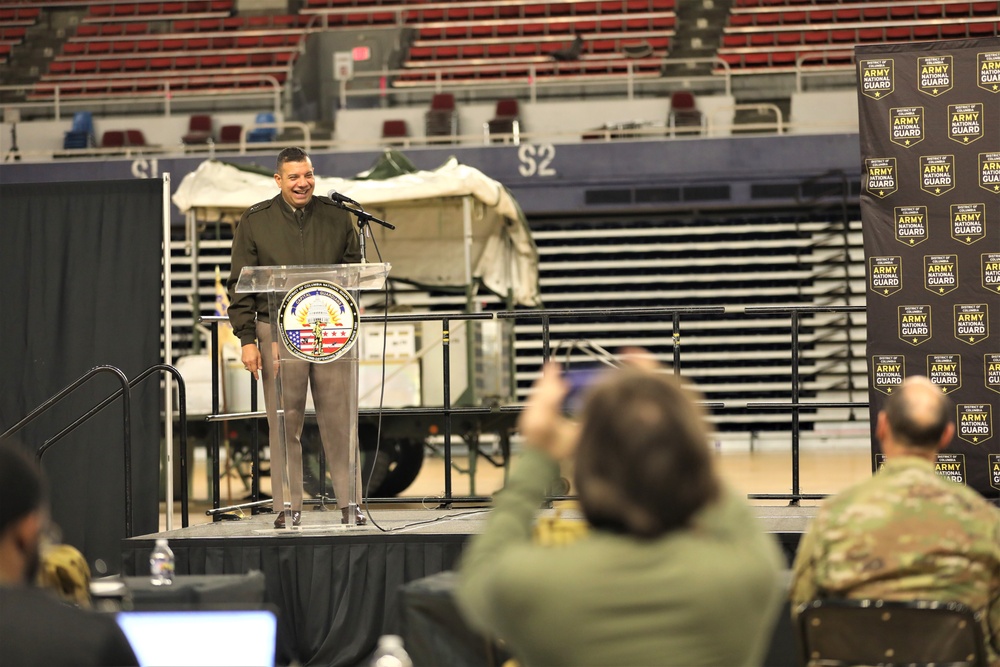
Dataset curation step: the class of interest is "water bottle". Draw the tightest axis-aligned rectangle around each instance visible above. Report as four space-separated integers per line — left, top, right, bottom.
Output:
370 635 412 667
149 538 175 586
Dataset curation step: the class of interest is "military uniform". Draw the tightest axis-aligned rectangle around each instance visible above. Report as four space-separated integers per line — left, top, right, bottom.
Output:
790 456 1000 664
226 194 362 515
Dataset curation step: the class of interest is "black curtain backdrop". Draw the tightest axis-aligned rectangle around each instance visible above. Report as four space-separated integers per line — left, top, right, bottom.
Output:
857 38 1000 499
0 179 163 573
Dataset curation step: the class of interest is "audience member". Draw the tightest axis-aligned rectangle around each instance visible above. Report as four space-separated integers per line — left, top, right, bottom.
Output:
790 376 1000 664
37 543 93 609
0 442 138 666
456 360 785 666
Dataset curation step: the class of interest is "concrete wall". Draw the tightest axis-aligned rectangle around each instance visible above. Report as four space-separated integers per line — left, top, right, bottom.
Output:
334 95 738 150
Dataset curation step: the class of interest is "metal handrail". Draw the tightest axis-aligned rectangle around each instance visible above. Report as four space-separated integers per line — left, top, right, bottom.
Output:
1 73 284 121
744 305 868 504
0 365 134 536
198 302 871 509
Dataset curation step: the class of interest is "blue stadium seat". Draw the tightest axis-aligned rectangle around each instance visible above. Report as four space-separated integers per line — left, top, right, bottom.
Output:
246 112 277 142
63 111 95 149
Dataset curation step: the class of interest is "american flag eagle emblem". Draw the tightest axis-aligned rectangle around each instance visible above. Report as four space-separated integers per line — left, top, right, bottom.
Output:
278 280 359 363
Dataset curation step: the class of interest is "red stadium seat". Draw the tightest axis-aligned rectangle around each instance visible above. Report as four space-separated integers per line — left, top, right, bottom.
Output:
890 6 915 20
968 21 996 36
125 130 150 146
941 23 968 38
771 51 796 66
101 130 126 148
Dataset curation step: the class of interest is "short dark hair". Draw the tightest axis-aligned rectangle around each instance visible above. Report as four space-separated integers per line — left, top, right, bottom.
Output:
0 442 44 535
276 146 310 172
883 379 952 449
573 370 720 538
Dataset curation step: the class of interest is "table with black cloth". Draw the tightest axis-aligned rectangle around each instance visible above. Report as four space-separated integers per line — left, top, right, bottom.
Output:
92 571 268 609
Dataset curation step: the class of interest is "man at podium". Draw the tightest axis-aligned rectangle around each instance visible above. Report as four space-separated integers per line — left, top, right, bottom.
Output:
226 147 367 527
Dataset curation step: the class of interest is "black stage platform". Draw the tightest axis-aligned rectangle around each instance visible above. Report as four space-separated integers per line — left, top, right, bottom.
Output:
121 506 813 666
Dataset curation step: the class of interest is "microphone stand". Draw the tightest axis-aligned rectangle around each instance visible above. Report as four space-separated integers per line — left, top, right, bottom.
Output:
329 200 395 264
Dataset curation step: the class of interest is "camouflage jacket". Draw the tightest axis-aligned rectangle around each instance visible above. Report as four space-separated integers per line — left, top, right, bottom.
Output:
790 456 1000 664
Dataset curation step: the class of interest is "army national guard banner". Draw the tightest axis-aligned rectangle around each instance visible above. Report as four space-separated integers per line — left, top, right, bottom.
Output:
857 37 1000 499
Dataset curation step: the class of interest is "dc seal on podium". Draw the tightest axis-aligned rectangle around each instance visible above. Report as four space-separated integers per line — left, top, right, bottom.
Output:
278 280 359 363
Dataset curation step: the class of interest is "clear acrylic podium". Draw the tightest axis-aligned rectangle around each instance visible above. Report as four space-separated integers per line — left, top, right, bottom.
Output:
235 263 390 530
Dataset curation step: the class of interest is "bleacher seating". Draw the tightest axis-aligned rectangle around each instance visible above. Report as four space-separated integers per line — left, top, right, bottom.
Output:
83 1 234 23
0 5 39 64
299 0 676 86
26 0 679 98
719 0 1000 72
31 2 303 100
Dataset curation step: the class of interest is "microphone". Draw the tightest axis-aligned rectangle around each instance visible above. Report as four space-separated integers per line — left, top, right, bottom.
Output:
327 190 361 207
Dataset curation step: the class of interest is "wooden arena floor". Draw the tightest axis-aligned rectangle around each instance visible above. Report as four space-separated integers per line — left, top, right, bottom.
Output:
161 444 874 531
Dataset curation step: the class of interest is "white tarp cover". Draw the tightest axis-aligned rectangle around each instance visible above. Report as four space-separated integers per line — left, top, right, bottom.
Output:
172 157 540 306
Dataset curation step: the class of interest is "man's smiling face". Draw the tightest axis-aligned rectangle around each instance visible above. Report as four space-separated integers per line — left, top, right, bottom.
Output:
275 157 315 209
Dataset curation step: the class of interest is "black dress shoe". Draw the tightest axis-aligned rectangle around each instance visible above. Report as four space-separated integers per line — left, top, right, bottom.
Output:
341 507 367 526
273 511 302 529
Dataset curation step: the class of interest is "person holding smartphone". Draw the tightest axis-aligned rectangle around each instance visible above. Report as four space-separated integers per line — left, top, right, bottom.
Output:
456 354 785 666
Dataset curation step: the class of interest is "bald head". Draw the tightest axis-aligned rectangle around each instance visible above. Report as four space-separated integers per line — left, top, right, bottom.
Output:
880 376 953 453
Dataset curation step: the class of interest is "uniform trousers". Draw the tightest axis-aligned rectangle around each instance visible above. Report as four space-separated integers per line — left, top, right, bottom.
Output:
257 321 362 512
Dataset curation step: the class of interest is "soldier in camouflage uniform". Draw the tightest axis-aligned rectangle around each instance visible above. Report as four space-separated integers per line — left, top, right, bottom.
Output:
790 376 1000 664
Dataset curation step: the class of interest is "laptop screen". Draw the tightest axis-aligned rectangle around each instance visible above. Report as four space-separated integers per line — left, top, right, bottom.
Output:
116 609 277 667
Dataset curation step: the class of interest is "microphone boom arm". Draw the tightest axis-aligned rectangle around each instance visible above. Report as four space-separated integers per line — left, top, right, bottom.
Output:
327 199 394 264
328 199 396 230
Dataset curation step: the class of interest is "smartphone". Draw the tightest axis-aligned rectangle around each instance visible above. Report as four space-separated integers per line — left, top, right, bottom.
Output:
561 363 605 416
